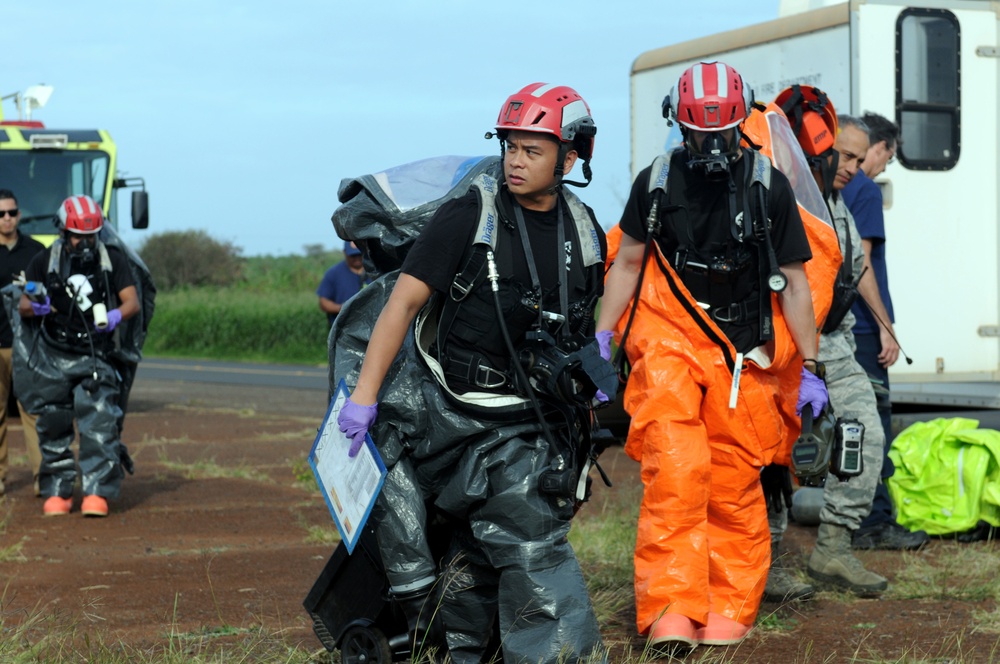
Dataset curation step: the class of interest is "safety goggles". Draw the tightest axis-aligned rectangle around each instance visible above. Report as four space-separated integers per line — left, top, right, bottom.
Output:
0 209 18 218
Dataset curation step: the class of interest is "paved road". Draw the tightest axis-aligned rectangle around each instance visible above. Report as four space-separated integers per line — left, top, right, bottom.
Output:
129 358 330 419
136 357 327 390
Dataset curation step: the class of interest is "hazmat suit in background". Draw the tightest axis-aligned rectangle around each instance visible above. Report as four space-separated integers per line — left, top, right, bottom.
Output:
12 195 153 518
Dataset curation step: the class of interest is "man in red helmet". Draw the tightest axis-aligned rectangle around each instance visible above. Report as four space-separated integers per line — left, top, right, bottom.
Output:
596 62 826 654
336 84 610 662
17 195 139 518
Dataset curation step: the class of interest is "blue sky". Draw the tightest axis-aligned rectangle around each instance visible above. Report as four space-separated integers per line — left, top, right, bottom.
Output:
4 1 780 257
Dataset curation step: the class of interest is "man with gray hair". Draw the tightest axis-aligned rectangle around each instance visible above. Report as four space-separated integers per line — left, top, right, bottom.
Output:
841 111 929 551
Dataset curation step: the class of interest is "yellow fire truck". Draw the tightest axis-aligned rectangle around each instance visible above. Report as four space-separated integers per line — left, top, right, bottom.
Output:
0 84 149 243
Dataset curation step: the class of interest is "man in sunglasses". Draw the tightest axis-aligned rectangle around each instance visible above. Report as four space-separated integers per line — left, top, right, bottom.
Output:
0 189 44 498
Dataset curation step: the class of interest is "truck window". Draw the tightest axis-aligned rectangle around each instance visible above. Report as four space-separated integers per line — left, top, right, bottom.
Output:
0 151 110 235
895 8 960 170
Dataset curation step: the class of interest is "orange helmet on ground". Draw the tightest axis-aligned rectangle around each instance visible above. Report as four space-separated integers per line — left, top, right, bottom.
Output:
58 195 104 234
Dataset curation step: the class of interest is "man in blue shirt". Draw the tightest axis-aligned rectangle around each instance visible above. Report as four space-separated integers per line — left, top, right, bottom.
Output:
317 241 368 326
841 112 928 551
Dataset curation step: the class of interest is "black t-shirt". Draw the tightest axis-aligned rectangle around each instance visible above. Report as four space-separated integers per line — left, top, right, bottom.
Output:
619 149 812 352
25 242 136 338
402 188 607 389
0 233 46 347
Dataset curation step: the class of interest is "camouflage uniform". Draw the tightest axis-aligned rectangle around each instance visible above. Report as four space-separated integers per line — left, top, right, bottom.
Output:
815 196 884 528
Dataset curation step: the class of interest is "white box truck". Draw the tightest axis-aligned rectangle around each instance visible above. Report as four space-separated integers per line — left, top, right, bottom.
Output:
629 0 1000 408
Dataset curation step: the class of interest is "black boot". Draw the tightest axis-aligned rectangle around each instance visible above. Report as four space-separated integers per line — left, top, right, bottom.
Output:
392 586 440 650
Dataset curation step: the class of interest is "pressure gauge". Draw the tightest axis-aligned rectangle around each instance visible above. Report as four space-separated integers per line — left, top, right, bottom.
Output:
767 270 787 293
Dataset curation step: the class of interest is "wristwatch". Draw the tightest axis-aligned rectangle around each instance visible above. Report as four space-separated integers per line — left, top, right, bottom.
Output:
803 358 826 380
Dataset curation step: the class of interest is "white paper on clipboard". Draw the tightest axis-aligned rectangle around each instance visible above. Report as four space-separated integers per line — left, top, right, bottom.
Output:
308 378 387 554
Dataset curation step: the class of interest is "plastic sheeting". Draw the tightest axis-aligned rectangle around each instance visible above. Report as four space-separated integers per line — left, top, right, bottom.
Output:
889 418 1000 536
332 155 499 278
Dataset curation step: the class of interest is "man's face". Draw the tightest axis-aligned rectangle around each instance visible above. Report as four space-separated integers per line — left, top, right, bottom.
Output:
862 139 895 179
0 198 20 240
503 130 575 211
832 125 870 190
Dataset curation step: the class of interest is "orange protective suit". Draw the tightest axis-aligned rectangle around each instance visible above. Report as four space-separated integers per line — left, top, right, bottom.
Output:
611 104 840 633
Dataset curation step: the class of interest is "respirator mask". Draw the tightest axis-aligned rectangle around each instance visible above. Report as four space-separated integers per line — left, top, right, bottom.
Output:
68 235 98 265
519 330 618 406
686 129 738 180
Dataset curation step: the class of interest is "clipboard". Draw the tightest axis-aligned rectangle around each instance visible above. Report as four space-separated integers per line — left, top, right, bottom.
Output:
308 378 387 554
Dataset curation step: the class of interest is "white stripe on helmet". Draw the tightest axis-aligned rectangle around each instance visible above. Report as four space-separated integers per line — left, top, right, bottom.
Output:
716 62 729 99
693 65 705 100
561 99 590 127
531 83 558 97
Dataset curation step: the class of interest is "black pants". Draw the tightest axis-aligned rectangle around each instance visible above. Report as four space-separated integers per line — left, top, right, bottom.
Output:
854 331 895 528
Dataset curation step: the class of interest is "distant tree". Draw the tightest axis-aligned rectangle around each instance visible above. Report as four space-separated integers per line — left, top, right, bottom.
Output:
138 230 243 290
303 243 328 259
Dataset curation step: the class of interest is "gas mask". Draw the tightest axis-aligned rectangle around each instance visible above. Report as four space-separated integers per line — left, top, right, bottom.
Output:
68 235 98 266
686 130 737 180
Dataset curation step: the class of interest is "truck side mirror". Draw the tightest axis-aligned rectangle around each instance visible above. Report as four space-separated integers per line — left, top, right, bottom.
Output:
131 190 149 229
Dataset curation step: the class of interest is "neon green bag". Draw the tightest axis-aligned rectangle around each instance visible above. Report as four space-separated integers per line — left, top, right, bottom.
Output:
888 418 1000 536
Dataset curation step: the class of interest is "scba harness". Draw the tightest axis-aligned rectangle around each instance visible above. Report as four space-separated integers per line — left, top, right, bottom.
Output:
40 239 116 353
647 147 784 343
419 173 609 408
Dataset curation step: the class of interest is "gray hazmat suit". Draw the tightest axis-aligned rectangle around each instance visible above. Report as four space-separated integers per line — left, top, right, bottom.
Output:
329 156 607 663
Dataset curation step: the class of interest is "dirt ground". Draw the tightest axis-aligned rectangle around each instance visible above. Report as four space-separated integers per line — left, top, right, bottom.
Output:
2 377 1000 663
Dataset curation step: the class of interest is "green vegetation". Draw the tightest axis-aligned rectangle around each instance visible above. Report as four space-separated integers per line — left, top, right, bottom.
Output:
136 232 344 365
143 289 329 364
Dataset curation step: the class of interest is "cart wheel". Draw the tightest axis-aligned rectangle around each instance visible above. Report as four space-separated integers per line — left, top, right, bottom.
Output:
340 625 393 664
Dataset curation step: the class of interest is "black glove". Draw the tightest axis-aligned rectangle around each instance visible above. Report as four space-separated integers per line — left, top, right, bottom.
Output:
761 463 793 513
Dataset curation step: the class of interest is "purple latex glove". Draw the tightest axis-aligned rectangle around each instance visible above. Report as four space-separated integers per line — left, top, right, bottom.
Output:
796 366 829 418
596 330 613 362
594 330 615 403
96 308 123 333
31 296 51 317
337 397 378 457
